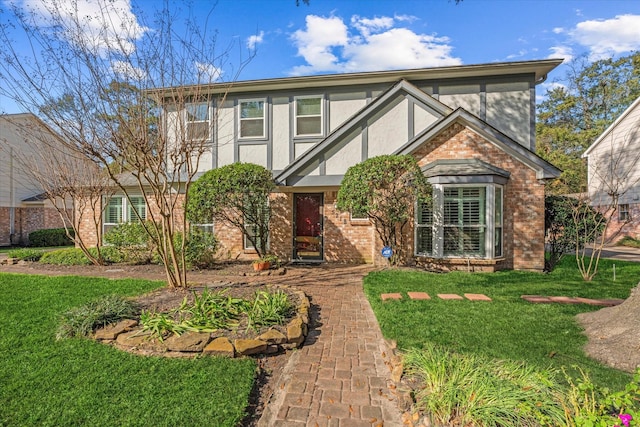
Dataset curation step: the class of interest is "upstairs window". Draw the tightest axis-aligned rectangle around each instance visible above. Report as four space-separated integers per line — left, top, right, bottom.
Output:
295 96 323 137
185 102 210 141
239 99 265 138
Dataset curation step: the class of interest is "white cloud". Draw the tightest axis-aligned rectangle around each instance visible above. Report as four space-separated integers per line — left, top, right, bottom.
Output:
568 14 640 59
195 62 223 82
289 14 461 75
552 27 565 35
547 45 574 62
247 31 264 50
111 60 146 80
17 0 148 56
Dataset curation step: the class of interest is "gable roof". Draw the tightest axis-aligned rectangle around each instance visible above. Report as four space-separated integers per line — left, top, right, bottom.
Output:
582 96 640 158
274 79 452 185
397 108 561 180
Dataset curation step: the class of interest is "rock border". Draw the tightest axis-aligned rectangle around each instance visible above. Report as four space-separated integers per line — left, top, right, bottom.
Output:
93 285 310 358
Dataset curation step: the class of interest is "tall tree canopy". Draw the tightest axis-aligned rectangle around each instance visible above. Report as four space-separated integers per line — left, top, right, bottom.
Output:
537 52 640 195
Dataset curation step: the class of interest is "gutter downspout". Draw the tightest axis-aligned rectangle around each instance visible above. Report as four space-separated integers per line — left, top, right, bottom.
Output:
9 146 15 244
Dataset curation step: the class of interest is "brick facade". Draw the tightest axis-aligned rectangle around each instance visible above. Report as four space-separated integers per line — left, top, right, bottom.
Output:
76 124 547 271
603 203 640 243
0 205 66 246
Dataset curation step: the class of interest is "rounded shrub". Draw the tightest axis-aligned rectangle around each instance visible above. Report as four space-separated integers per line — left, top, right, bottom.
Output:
28 228 74 247
103 221 155 264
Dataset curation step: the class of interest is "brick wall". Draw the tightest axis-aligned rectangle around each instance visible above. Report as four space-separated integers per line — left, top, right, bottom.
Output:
602 202 640 243
0 205 67 246
411 123 547 271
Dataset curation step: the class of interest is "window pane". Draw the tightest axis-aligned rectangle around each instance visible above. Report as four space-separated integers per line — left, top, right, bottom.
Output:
418 201 432 225
240 119 264 137
105 198 123 224
416 226 432 254
241 101 264 119
442 187 485 257
297 117 321 135
296 98 321 115
128 197 146 222
187 122 209 140
186 103 208 122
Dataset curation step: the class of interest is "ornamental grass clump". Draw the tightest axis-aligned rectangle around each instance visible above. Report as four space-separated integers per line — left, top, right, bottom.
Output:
403 344 565 426
56 295 139 340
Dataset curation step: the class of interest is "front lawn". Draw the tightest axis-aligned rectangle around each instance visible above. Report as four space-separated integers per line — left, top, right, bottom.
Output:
364 256 640 390
0 273 256 427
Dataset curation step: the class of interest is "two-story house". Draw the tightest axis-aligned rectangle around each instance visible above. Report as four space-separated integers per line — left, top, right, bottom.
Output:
583 96 640 242
0 114 68 245
80 59 562 271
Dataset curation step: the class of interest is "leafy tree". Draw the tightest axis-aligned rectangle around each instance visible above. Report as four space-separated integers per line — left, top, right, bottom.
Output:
336 155 431 266
537 53 640 194
187 163 275 259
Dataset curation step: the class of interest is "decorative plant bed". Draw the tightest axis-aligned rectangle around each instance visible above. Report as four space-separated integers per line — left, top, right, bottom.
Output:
92 283 310 358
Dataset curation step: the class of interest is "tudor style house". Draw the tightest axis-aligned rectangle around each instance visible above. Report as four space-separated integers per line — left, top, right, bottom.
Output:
81 59 562 271
583 96 640 242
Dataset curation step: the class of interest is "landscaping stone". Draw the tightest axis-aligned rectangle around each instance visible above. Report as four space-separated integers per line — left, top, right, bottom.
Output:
286 317 305 347
407 292 430 300
116 329 157 347
437 293 464 300
165 331 211 352
203 337 235 357
257 329 287 345
381 293 402 301
95 319 138 340
464 293 492 301
234 339 268 356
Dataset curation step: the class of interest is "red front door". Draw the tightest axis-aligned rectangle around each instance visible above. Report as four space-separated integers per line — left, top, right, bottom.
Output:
293 193 323 261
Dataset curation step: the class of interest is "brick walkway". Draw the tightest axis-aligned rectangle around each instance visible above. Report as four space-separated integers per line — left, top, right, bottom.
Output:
258 265 403 426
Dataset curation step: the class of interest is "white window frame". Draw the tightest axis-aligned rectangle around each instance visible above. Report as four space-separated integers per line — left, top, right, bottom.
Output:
239 98 266 139
294 95 323 137
619 204 630 221
185 102 210 141
103 195 147 237
415 184 503 259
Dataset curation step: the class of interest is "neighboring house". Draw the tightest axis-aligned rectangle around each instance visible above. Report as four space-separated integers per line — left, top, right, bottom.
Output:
79 59 562 271
0 114 67 245
583 96 640 242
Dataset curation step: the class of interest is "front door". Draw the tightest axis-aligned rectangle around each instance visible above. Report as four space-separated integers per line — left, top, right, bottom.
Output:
293 193 323 261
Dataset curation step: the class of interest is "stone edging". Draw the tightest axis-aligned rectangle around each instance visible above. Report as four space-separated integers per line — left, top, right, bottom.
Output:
93 286 310 358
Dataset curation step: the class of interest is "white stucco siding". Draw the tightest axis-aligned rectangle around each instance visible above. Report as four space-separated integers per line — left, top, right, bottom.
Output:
239 144 268 168
486 82 531 148
325 132 362 175
216 100 236 167
413 103 439 136
329 92 367 132
367 97 408 157
294 142 316 159
439 84 481 115
272 97 290 170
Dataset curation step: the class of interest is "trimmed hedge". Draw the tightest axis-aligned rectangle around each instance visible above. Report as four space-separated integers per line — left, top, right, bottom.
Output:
29 228 74 247
40 247 124 265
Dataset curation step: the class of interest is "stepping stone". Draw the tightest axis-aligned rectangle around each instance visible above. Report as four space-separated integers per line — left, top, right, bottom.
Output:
464 293 492 302
548 296 581 304
381 293 402 301
437 293 464 300
407 292 430 300
521 295 552 303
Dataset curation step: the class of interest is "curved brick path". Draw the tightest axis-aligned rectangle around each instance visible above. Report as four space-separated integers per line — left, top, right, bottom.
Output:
257 264 403 426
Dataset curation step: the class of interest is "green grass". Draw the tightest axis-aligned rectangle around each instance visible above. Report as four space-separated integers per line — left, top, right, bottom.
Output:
364 256 640 390
0 273 256 427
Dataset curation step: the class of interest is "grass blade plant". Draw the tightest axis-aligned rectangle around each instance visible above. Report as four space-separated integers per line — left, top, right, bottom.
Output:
246 290 294 330
56 294 139 339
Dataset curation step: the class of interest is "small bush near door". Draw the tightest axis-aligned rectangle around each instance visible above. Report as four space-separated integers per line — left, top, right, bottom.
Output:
29 228 74 247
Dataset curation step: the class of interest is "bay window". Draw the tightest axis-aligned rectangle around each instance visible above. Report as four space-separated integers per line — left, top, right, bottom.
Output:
416 184 503 259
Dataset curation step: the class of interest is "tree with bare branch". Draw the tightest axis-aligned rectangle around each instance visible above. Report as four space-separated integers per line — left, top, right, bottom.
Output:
0 1 252 288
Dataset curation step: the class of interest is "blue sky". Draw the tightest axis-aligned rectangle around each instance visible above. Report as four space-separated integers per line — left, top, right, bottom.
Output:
2 0 640 113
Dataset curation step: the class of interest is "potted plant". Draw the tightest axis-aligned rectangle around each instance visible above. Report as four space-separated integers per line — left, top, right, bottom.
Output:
252 254 279 271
